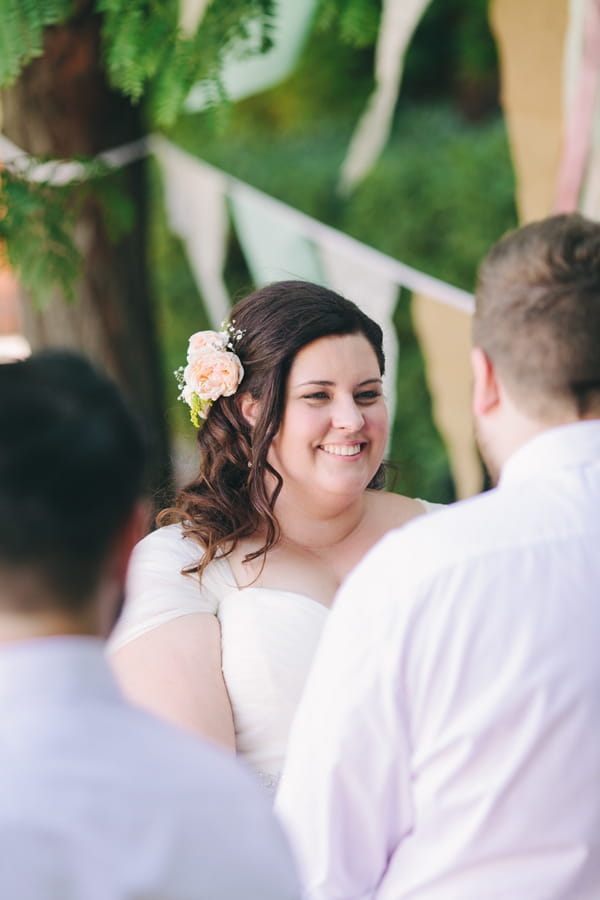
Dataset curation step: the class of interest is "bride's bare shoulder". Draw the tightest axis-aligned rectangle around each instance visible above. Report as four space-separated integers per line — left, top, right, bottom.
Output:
365 490 432 529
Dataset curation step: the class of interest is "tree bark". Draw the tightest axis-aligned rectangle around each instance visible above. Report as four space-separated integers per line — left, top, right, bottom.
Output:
1 4 172 506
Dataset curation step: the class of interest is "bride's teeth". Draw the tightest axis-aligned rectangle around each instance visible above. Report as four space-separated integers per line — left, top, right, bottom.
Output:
321 444 362 456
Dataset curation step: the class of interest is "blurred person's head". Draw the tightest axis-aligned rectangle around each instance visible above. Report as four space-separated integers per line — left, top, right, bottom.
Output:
0 350 147 638
471 213 600 482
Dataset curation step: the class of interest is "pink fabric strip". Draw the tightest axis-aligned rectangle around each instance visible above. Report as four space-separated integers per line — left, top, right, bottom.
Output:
554 0 600 212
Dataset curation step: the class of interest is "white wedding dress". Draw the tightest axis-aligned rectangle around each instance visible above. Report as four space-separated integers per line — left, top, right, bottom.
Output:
109 504 438 793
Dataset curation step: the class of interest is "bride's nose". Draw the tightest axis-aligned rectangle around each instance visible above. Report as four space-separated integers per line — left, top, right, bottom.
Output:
331 397 365 431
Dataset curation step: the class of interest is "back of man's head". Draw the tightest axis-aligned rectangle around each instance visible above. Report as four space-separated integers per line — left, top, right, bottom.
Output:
0 350 146 616
474 213 600 421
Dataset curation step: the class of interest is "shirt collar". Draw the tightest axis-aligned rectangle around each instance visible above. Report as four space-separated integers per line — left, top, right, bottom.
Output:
0 635 122 707
500 419 600 490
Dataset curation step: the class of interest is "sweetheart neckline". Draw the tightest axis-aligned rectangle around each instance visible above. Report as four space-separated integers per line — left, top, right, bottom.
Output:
220 557 330 613
222 585 330 613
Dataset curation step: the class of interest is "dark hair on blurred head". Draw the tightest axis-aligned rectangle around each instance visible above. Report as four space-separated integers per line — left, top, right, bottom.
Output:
474 213 600 419
0 350 146 611
160 280 386 576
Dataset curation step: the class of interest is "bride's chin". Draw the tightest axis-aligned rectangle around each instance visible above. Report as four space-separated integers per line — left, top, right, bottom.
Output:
317 472 375 498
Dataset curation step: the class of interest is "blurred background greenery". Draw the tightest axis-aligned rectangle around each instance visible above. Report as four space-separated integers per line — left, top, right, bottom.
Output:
151 0 518 502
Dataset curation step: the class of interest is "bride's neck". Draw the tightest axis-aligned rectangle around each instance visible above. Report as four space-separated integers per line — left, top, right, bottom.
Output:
273 487 367 552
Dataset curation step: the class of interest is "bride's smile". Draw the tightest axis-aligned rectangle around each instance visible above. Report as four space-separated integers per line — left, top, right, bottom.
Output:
318 442 365 456
267 332 388 503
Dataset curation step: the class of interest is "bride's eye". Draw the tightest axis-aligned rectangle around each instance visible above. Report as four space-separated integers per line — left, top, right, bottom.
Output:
355 390 382 404
303 391 329 401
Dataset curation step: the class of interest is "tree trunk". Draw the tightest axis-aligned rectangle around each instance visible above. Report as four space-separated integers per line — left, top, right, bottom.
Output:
1 4 172 506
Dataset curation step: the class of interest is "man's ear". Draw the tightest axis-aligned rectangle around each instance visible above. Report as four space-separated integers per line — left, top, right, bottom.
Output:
471 347 500 417
112 500 152 587
238 392 260 428
99 499 151 638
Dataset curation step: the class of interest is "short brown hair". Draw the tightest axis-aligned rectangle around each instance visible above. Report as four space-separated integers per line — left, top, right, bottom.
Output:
473 213 600 418
0 351 146 611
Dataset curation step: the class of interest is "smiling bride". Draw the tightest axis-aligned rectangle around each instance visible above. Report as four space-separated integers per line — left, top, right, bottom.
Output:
108 280 439 793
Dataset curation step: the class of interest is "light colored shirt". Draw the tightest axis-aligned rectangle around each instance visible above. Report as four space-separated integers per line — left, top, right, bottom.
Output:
276 420 600 899
0 636 299 900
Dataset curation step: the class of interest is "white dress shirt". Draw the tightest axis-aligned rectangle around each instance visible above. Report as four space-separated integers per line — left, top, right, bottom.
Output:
0 636 299 899
276 421 600 899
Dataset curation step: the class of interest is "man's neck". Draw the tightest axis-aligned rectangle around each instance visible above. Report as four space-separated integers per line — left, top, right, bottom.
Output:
0 571 99 643
0 611 96 644
484 386 590 483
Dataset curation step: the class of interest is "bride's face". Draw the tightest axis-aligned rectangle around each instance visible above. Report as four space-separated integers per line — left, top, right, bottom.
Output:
268 333 388 502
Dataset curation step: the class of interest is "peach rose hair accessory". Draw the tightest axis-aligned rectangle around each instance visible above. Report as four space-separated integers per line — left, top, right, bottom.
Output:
175 321 245 427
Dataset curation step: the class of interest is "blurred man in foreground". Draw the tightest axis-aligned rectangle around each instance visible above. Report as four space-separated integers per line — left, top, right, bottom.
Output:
0 350 299 899
277 214 600 899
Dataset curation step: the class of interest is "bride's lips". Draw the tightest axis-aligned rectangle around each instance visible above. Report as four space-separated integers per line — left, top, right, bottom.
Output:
318 442 365 457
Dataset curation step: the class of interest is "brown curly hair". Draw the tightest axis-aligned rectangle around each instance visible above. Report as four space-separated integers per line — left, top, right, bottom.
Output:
159 280 386 577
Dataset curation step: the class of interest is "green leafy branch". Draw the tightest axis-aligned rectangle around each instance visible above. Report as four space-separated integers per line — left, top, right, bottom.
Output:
0 0 278 128
315 0 381 48
0 0 279 305
99 0 276 126
0 159 133 306
0 0 73 86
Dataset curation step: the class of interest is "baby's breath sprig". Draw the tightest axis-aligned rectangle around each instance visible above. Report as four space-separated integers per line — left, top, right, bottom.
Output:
220 318 246 349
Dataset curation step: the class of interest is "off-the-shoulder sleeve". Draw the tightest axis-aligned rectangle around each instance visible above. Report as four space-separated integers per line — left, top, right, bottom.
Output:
107 523 234 652
416 498 446 513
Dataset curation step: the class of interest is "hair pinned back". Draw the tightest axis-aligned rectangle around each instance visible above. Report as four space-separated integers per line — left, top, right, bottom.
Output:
159 280 387 577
